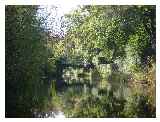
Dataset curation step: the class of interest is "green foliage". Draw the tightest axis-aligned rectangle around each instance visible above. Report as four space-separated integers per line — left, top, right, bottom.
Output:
64 5 155 67
123 93 155 117
5 6 54 117
5 5 156 118
49 5 156 118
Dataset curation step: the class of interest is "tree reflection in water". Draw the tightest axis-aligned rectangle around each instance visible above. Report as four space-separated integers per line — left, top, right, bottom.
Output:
33 65 155 118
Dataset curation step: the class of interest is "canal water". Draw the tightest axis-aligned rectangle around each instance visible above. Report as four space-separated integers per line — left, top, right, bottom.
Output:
33 66 146 118
34 110 65 118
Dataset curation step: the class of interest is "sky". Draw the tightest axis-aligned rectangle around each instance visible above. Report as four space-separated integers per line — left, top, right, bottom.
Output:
38 4 80 37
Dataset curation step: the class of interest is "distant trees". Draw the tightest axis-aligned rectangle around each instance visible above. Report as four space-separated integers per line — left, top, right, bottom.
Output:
63 5 156 68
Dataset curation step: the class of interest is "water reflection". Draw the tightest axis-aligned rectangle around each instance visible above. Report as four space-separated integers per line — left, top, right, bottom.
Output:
35 65 134 118
61 66 136 106
34 110 65 118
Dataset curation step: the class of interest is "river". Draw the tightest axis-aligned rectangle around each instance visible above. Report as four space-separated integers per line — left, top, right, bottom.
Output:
34 110 65 118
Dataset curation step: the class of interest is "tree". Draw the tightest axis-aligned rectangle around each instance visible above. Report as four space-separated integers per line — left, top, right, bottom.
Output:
5 5 53 117
64 5 155 68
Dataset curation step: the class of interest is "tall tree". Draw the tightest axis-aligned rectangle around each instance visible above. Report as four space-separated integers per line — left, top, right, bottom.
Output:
5 5 52 117
63 5 155 67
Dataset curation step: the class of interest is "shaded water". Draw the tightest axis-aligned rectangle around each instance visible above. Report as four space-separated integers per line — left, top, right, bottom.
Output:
34 66 135 118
